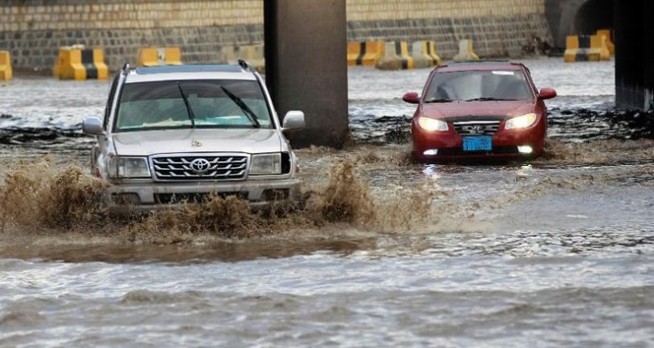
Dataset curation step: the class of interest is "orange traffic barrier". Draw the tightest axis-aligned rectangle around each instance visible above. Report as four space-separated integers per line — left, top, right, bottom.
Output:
564 35 610 62
137 47 182 66
53 45 109 80
0 50 12 81
596 29 614 55
347 41 384 67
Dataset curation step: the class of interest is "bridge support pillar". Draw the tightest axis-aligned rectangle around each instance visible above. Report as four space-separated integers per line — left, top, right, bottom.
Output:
264 0 348 148
615 0 654 110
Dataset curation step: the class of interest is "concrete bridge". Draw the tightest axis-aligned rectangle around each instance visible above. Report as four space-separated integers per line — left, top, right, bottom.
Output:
266 0 653 147
0 0 651 147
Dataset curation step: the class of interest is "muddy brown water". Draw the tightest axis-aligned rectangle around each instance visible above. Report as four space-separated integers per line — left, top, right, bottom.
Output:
0 58 652 347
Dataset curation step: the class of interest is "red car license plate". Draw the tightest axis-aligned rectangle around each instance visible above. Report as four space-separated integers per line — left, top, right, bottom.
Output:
463 136 492 151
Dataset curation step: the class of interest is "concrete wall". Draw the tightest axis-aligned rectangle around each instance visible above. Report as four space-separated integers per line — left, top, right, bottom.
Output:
0 0 551 72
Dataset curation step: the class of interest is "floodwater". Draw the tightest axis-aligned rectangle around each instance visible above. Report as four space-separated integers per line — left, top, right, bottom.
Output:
1 58 653 347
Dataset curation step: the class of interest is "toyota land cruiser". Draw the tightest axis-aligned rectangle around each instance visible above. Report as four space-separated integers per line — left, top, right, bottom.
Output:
82 61 305 215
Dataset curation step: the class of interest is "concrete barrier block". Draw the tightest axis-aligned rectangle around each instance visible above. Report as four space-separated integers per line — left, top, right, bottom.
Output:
564 35 609 62
90 48 109 79
0 50 12 81
137 47 183 67
595 29 614 55
347 41 362 66
54 45 108 80
452 40 479 62
411 41 442 69
588 35 611 61
564 35 584 62
54 46 85 80
359 41 384 67
375 41 415 70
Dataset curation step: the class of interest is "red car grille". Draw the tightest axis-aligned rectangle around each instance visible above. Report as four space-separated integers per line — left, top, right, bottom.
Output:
452 120 501 136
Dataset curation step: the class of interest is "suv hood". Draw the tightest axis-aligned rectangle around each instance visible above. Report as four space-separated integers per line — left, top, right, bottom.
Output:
422 100 535 119
112 128 283 156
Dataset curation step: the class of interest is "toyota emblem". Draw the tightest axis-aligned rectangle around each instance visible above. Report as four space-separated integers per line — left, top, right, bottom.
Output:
189 158 211 174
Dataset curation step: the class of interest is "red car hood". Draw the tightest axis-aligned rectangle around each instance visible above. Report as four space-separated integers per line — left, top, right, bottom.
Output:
421 100 536 119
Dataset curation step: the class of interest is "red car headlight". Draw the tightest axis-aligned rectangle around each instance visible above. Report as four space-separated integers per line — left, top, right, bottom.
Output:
505 113 537 130
417 117 449 132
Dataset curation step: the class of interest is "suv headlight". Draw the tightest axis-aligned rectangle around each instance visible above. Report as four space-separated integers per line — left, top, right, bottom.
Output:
250 153 282 175
417 117 449 132
107 156 151 179
505 113 537 130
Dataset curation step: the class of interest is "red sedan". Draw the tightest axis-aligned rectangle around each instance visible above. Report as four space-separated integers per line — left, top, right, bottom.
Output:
403 61 556 162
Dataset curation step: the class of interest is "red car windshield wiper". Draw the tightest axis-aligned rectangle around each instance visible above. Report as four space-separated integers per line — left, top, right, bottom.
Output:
424 98 453 103
465 97 514 101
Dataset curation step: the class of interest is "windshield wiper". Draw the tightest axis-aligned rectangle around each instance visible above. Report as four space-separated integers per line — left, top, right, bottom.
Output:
220 86 261 128
465 97 513 101
176 82 196 128
424 98 453 103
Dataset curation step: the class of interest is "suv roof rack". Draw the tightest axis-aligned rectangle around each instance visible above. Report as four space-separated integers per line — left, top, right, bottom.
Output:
132 64 243 75
121 63 130 76
238 60 254 72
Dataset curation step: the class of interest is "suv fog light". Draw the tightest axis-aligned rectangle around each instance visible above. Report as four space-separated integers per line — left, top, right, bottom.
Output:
423 149 439 156
517 145 533 154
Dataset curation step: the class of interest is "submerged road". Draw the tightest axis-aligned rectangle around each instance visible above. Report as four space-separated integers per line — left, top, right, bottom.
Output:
0 58 652 347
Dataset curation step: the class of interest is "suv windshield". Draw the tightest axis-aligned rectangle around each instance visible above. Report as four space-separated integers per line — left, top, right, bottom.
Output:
424 70 533 102
114 79 273 131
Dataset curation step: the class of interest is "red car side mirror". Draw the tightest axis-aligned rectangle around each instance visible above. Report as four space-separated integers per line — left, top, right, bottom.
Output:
538 88 557 100
402 92 420 104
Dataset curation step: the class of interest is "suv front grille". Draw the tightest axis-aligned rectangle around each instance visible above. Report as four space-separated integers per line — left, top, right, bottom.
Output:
453 120 501 136
152 154 248 181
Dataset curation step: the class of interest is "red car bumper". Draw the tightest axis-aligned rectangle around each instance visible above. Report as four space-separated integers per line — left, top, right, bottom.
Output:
412 123 546 162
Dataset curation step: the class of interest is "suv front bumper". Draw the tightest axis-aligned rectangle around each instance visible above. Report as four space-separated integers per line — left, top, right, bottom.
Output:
105 177 301 215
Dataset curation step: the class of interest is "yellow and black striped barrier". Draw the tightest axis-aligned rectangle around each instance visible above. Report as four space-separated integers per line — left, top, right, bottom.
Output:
376 41 414 70
347 41 384 67
0 50 12 81
53 46 109 80
347 42 363 66
137 47 182 67
564 35 611 62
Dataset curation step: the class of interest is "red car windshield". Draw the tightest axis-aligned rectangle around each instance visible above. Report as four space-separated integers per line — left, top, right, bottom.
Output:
424 70 533 102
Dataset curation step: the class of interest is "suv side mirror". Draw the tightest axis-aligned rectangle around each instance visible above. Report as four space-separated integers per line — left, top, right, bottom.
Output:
282 110 305 130
82 117 104 135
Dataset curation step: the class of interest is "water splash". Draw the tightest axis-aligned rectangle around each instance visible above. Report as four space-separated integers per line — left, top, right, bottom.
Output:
0 156 434 245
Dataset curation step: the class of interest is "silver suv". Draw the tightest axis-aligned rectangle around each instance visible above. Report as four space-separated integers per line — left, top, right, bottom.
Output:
83 61 305 214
